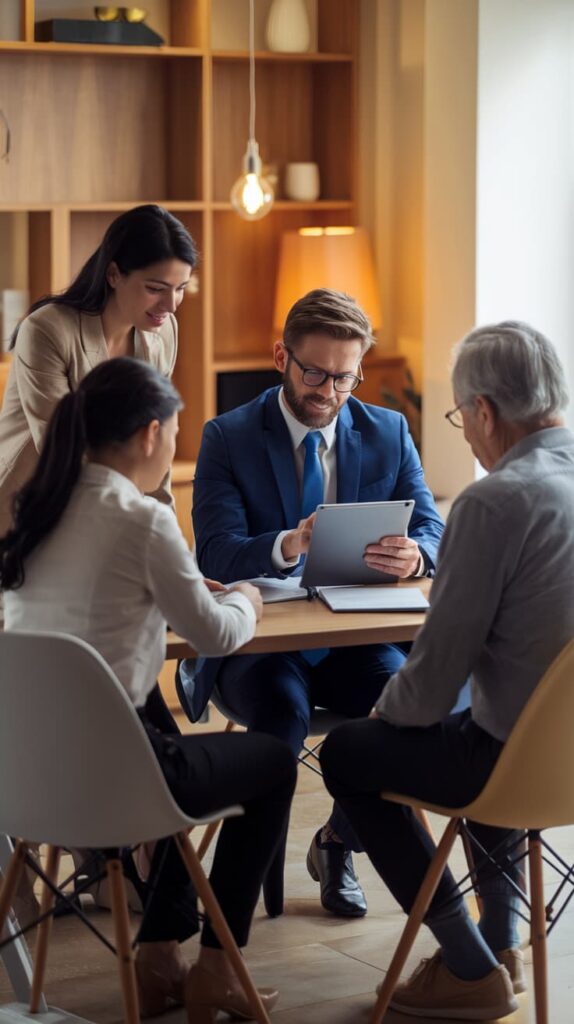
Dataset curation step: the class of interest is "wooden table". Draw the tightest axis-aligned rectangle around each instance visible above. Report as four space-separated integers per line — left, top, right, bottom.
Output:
166 579 431 660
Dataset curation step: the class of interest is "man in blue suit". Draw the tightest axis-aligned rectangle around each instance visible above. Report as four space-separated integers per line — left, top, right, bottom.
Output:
180 289 444 917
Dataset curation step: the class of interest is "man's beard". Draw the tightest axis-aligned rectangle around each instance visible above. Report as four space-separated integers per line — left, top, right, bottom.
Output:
283 373 339 428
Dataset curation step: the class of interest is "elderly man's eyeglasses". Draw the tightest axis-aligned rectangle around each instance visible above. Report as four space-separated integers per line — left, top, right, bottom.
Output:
444 404 465 429
285 347 363 393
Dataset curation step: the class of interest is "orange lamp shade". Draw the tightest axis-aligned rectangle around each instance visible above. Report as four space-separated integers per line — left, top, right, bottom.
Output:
272 226 382 335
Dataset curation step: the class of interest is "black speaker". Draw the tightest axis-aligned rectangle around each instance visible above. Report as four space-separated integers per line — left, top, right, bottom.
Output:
217 370 282 414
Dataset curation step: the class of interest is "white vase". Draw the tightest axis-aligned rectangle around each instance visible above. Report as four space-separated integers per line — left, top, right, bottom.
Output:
284 162 320 201
266 0 311 54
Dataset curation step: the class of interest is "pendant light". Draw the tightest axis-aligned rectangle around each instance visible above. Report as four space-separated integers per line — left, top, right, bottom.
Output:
230 0 274 221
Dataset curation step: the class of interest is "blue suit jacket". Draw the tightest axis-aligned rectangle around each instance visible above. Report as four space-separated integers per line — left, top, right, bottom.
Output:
182 388 444 720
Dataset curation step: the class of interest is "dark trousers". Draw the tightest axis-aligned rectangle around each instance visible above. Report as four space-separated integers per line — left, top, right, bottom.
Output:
320 710 522 918
217 643 409 850
135 712 296 947
145 681 181 735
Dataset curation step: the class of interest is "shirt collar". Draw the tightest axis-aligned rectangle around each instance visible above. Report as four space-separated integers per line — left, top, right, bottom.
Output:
278 387 338 452
493 426 574 472
81 461 143 499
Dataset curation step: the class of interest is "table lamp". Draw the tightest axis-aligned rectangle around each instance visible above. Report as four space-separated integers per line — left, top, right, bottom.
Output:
272 226 382 335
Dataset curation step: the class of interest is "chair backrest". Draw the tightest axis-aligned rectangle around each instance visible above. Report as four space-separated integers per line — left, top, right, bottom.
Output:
464 639 574 829
0 631 192 848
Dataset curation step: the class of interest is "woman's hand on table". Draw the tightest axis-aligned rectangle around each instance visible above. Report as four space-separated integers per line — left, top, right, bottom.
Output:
203 577 227 593
229 582 263 621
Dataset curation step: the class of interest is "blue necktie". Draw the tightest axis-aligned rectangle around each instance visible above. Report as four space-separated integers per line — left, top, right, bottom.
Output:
300 431 328 666
301 431 324 519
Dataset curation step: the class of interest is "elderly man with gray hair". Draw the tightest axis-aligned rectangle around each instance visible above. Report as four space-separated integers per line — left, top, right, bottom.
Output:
321 321 574 1020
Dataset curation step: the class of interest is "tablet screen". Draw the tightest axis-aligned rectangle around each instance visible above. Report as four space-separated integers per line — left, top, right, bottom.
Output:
301 500 415 588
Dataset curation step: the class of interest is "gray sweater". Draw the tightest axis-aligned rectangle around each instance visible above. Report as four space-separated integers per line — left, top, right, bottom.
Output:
376 427 574 741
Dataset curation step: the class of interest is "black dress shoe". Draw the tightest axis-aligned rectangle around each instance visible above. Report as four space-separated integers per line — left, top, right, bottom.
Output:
306 831 367 917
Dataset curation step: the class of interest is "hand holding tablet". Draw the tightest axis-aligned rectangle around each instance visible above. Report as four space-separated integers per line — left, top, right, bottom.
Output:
300 500 416 588
363 534 422 578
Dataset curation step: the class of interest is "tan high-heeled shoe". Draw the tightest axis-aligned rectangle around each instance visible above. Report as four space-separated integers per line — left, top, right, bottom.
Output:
185 962 279 1023
134 950 187 1018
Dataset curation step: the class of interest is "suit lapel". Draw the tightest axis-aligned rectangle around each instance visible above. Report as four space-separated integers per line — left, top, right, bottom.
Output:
336 404 362 503
264 390 301 527
79 312 108 370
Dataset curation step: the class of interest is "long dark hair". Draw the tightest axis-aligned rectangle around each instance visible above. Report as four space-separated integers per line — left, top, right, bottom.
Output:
10 204 198 348
0 358 182 590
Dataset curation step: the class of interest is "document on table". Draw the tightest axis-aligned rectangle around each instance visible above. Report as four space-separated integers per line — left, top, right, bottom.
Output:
213 576 307 604
212 578 429 611
316 586 429 613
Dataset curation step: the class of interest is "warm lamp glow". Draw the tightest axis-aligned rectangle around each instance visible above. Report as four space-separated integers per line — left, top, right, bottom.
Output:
273 227 382 334
229 0 274 221
230 140 274 221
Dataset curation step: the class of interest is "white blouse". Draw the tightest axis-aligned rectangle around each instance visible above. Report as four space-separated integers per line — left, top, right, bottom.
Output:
4 463 256 707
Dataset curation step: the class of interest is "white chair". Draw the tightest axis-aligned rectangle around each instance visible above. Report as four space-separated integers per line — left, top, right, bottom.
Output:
0 631 272 1024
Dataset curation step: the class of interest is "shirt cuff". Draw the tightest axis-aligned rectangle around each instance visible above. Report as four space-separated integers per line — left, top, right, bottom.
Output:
271 530 301 571
412 550 426 577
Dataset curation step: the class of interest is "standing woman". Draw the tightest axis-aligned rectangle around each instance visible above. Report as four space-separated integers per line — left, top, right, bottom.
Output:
1 358 295 1020
0 203 196 539
0 204 197 922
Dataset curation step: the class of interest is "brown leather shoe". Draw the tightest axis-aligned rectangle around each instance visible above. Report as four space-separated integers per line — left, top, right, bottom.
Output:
497 947 527 994
388 952 517 1020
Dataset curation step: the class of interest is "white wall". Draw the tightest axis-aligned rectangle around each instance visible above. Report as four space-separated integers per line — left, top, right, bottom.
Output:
422 0 479 498
476 0 574 431
421 0 574 498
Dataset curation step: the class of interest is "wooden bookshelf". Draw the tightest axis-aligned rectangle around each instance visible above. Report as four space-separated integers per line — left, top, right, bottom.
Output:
0 0 360 465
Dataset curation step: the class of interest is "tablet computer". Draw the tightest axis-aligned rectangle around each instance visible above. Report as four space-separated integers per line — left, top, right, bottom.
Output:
300 499 415 588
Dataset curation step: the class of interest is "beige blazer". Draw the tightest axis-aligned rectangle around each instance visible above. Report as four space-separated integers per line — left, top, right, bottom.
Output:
0 303 177 537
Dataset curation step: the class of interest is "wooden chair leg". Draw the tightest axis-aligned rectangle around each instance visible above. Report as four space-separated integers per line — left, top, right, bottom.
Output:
460 826 484 917
197 819 223 862
175 831 271 1024
529 832 549 1024
196 720 236 862
414 807 480 915
106 857 140 1024
414 806 436 843
0 840 29 935
30 845 61 1012
370 817 462 1024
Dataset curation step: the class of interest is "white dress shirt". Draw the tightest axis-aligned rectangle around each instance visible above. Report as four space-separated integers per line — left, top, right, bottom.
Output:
271 389 425 577
4 463 256 707
271 389 338 570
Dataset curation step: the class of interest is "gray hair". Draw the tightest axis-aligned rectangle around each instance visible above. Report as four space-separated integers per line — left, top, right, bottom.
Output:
452 320 569 424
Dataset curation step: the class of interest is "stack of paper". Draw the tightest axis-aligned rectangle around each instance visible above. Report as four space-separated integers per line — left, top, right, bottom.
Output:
317 586 429 613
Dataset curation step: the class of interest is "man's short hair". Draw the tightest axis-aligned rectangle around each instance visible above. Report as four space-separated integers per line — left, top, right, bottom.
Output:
452 320 569 424
283 288 376 356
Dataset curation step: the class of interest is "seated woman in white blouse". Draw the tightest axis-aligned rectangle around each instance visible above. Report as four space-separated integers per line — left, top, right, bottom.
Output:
0 357 296 1022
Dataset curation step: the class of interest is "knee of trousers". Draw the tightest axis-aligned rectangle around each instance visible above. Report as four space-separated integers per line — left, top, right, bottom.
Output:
319 722 357 795
248 691 311 751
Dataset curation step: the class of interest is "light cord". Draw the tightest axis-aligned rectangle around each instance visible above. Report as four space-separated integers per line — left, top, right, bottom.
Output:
248 0 256 143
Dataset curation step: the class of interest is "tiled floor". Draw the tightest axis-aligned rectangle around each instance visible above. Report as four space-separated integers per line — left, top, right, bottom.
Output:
2 708 573 1023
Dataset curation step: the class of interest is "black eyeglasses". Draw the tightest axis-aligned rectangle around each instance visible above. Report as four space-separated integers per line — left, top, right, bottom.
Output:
285 347 363 393
444 404 465 428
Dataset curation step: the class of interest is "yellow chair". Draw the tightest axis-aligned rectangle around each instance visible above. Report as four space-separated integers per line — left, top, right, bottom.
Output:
371 638 574 1024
